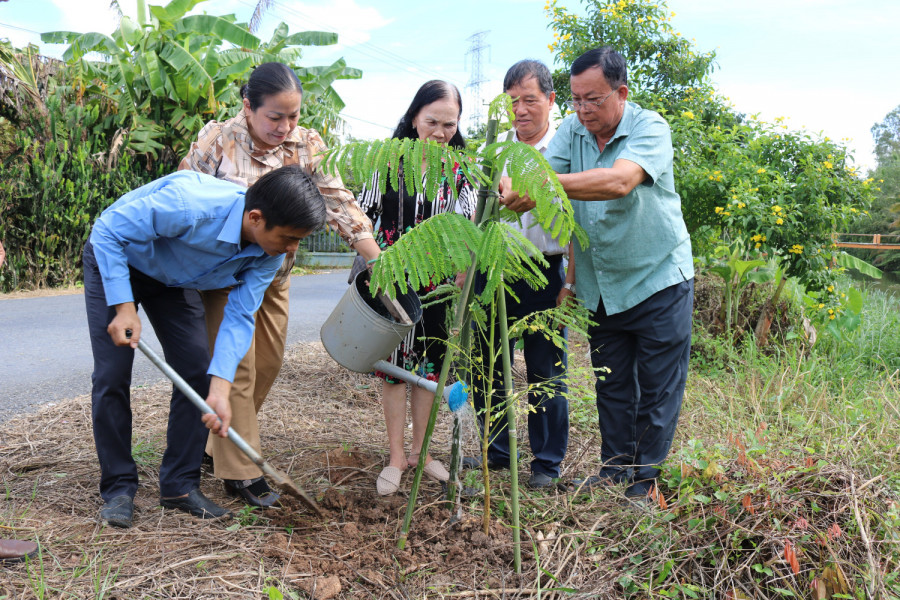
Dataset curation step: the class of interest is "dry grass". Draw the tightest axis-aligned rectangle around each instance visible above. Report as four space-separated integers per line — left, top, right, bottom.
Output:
1 342 898 599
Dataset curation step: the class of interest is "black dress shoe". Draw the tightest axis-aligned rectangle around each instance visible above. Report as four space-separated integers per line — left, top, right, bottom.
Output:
224 477 280 508
99 495 134 528
160 488 231 520
527 471 556 489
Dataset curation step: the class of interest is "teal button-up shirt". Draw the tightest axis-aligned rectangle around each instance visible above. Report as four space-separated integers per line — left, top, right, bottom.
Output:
545 102 693 315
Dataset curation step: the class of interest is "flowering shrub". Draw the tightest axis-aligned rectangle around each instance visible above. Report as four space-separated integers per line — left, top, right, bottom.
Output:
547 0 876 335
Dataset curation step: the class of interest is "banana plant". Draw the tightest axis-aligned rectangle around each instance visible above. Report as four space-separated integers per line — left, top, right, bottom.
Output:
704 242 773 335
42 0 361 160
322 95 590 572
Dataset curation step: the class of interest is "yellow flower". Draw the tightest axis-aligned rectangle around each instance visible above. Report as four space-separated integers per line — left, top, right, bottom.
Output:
755 243 761 249
828 309 834 314
829 315 836 320
823 160 833 169
776 218 783 225
722 211 731 216
756 168 766 174
827 285 834 293
714 206 723 214
772 205 782 213
737 202 746 209
682 110 695 120
818 303 825 309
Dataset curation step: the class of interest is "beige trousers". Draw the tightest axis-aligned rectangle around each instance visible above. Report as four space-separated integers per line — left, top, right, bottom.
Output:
201 277 290 480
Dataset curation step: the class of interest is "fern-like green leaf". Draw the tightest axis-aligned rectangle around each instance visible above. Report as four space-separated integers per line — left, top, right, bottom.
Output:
403 140 418 196
370 212 481 298
374 140 393 199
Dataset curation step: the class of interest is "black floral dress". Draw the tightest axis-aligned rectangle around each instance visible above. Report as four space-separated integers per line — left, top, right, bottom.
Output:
358 163 477 383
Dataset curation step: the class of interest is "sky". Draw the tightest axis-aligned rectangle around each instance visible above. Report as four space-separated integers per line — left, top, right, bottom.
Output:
1 0 898 171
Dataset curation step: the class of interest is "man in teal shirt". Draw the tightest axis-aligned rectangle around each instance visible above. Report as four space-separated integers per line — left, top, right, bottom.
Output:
502 47 693 501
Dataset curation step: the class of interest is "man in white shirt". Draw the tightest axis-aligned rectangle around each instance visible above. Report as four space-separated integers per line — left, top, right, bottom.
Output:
467 60 575 489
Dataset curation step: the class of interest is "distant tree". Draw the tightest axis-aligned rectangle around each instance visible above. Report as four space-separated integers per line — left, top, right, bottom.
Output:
872 104 900 165
851 104 900 273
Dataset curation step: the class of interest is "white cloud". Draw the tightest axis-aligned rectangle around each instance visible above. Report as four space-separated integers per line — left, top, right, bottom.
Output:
48 0 121 35
263 0 393 50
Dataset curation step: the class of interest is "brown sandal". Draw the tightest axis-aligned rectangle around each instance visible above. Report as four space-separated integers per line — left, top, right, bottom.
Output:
0 539 39 563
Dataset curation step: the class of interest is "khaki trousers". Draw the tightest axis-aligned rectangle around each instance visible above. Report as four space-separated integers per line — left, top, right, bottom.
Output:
201 277 290 480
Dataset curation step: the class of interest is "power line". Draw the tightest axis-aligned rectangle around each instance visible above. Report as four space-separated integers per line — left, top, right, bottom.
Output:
342 113 393 131
0 21 43 36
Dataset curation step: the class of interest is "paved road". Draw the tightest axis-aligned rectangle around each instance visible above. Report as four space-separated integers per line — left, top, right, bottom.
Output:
0 270 350 423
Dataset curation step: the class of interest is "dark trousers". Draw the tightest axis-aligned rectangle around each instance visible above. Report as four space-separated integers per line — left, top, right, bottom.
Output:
83 241 211 501
588 278 693 491
472 255 569 477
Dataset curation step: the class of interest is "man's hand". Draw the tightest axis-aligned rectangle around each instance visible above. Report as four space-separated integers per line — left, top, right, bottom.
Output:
202 376 232 438
109 303 141 348
498 175 537 213
556 286 575 308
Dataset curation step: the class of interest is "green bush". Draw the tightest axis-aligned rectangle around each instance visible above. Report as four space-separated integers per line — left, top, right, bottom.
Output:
0 91 156 292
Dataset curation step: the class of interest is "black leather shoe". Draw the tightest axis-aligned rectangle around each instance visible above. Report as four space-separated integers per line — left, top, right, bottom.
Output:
461 456 509 471
224 477 280 508
527 471 556 489
99 495 134 528
160 488 231 520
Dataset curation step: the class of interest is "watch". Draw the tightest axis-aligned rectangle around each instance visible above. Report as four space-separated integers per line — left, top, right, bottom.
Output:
563 282 576 295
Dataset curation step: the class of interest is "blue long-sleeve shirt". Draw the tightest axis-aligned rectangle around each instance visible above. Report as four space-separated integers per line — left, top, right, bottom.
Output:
89 170 283 382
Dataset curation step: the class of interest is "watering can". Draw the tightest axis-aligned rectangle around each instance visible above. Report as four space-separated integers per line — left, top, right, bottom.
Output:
320 271 468 407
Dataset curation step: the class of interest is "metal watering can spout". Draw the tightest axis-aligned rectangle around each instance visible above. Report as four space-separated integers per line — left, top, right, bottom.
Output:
371 359 468 409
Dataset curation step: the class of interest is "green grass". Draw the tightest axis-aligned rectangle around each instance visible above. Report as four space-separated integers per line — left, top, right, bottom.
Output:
543 280 900 598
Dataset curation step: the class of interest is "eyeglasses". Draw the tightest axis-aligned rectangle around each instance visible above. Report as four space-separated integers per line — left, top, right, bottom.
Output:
565 88 618 112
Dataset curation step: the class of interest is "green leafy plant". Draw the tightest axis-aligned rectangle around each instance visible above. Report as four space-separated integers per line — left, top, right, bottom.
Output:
323 94 591 572
41 0 361 160
701 242 773 335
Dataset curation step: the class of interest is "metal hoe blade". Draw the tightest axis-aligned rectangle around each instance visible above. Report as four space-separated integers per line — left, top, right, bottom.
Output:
135 339 323 517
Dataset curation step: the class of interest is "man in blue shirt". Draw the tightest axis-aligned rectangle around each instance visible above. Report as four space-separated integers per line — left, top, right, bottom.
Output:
502 47 694 502
83 165 325 528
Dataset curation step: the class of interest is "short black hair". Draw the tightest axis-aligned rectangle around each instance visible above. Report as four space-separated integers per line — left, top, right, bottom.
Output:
570 47 627 89
241 62 303 111
503 59 553 97
393 80 466 149
244 165 326 231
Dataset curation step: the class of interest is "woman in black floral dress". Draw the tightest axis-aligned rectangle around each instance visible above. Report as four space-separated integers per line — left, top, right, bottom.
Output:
358 80 477 495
